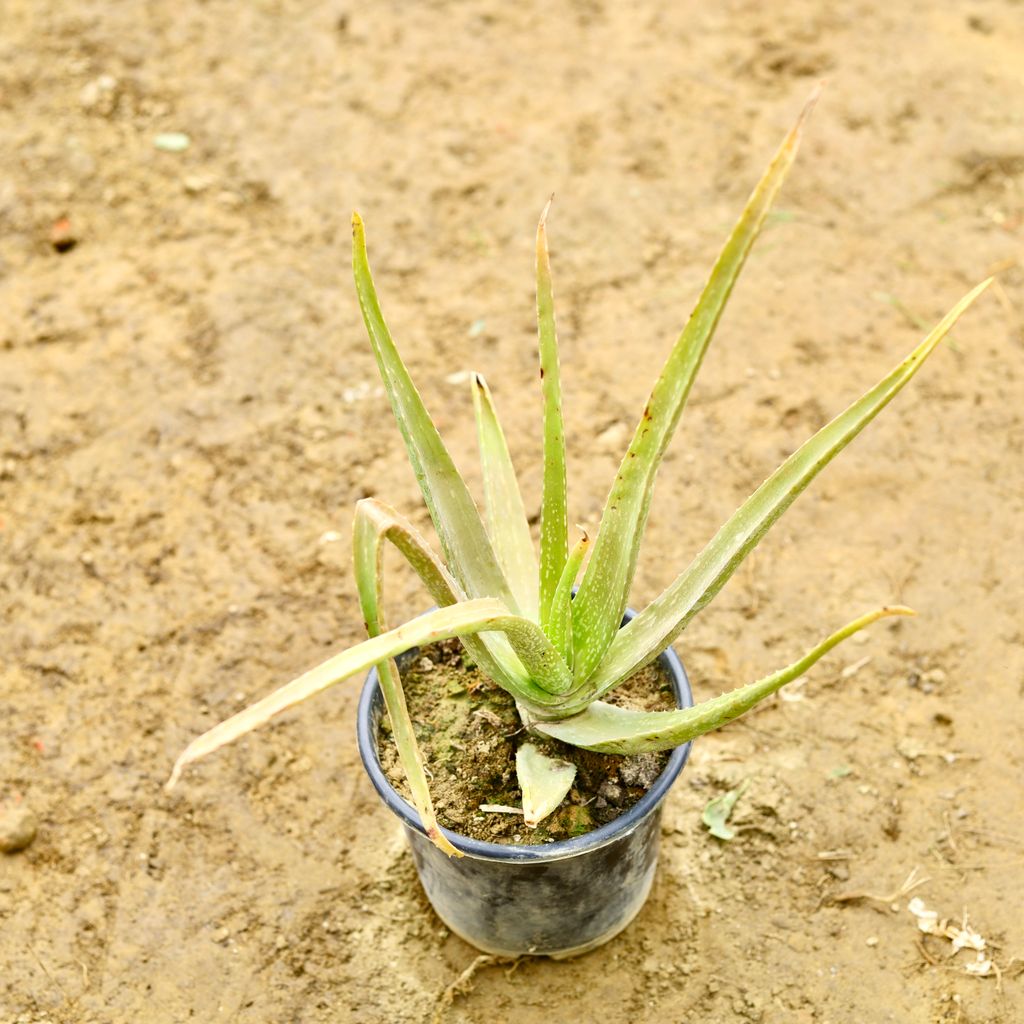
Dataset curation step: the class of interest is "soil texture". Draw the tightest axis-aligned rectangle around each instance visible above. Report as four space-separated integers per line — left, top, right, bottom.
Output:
376 638 673 843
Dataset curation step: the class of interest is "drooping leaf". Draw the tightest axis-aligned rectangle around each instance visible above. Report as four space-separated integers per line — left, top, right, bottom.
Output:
581 279 991 699
536 607 913 751
472 374 539 620
536 200 569 630
352 213 516 611
570 88 821 686
353 499 459 856
351 499 534 697
702 780 749 841
516 742 576 827
167 597 573 791
352 498 576 700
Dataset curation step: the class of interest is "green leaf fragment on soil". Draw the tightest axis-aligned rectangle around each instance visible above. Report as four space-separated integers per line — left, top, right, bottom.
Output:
702 779 749 841
154 132 191 152
516 742 577 826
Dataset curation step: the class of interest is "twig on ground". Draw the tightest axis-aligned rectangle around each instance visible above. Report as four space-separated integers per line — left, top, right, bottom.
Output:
832 865 930 907
432 954 522 1024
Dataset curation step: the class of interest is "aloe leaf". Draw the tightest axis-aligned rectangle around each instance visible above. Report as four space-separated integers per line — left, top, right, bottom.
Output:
703 780 749 841
352 213 516 610
570 88 820 685
353 502 460 856
581 278 991 699
352 498 533 698
353 498 577 700
472 374 540 620
516 742 577 827
546 529 590 664
537 607 912 752
536 200 569 629
166 597 583 793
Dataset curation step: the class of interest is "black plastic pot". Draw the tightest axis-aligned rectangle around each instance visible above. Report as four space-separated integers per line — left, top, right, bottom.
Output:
356 607 694 958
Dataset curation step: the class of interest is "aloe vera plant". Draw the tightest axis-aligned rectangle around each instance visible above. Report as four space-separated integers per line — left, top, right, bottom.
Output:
168 93 990 857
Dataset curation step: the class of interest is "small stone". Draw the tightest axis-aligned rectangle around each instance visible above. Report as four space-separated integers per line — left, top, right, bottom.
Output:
211 926 230 943
619 753 662 788
50 217 77 253
0 805 38 853
80 74 119 114
866 936 879 947
597 780 625 806
183 174 214 195
826 862 850 882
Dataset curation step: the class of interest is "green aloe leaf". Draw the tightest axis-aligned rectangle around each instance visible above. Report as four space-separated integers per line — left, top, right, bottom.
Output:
570 89 820 685
351 498 534 698
166 597 580 794
536 200 569 630
546 529 590 665
472 374 539 621
581 278 991 700
516 742 576 827
536 607 912 752
352 213 517 611
352 499 576 700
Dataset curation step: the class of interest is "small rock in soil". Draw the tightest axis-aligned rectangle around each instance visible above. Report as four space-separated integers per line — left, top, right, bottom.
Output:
0 805 38 853
50 217 77 252
598 780 625 806
619 753 662 788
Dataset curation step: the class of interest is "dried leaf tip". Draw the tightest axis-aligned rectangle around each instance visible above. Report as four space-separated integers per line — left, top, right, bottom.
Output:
785 83 823 147
882 605 916 617
165 762 183 792
802 80 825 117
538 194 555 229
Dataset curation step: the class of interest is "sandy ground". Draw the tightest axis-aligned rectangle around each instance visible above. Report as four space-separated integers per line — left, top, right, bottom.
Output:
2 1 1023 1021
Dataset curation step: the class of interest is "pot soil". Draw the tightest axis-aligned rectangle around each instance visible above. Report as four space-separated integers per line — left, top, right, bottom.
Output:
357 608 694 958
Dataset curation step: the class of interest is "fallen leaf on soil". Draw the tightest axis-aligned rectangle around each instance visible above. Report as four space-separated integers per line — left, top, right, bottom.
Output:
702 779 749 841
479 804 522 815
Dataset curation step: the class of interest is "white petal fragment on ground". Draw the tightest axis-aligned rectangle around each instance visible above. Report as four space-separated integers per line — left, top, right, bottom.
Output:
515 743 576 826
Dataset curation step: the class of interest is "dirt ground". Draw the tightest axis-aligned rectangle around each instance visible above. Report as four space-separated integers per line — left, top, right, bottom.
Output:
2 1 1023 1021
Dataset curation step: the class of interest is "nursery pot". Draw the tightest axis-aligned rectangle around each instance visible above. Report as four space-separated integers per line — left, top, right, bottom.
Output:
356 607 694 959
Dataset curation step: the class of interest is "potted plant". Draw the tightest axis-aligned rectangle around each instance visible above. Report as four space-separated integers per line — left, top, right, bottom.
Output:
167 91 989 957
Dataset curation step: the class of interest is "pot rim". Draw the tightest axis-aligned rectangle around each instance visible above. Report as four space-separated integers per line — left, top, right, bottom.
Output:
356 607 694 863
